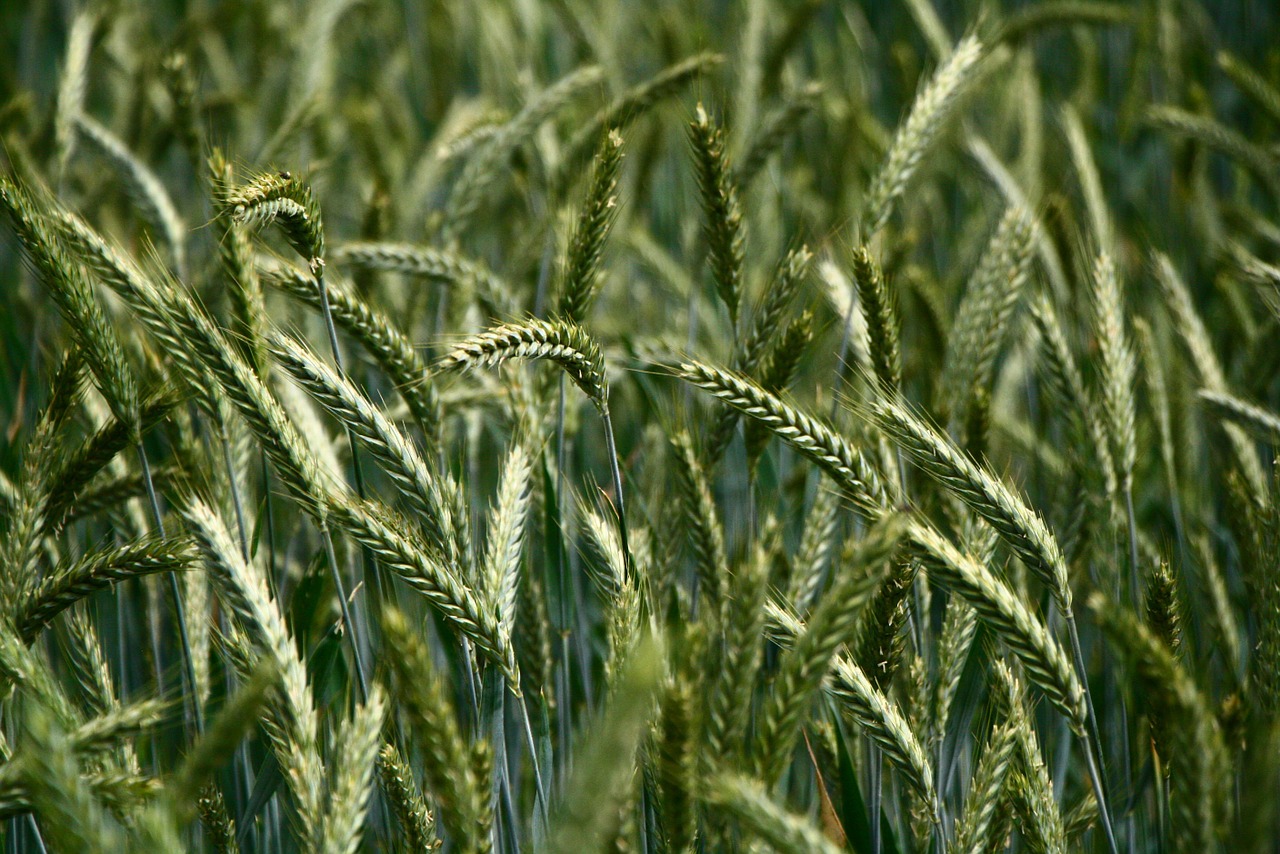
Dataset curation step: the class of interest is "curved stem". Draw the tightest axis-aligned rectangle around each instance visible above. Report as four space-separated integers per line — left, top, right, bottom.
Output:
599 405 632 574
319 521 369 702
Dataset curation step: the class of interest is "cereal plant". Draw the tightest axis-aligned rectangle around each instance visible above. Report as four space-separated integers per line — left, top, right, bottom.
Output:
1 0 1278 851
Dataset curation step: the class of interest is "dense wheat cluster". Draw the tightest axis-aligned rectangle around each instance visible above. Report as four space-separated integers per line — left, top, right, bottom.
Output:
2 0 1279 851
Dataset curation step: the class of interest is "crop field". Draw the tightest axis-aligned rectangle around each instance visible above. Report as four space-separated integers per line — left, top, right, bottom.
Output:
1 0 1279 851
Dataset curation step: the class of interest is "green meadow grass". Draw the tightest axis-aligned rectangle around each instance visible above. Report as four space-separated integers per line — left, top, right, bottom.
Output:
1 0 1279 851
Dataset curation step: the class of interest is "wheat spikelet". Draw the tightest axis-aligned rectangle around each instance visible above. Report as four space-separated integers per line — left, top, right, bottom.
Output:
678 360 890 514
671 429 728 605
328 241 516 319
1198 389 1280 444
910 521 1085 729
853 246 901 393
17 536 196 642
862 35 983 236
1061 105 1113 249
334 495 518 686
184 500 324 845
73 113 187 277
482 441 533 634
441 318 608 410
53 9 95 179
558 129 624 325
377 744 441 852
689 103 746 327
873 396 1073 611
1090 253 1137 488
655 676 697 852
953 721 1018 853
318 686 385 854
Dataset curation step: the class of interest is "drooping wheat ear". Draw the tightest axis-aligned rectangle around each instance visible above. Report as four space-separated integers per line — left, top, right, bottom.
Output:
736 81 824 189
873 396 1073 611
853 246 901 393
197 786 237 854
678 361 890 514
546 632 664 854
558 52 721 189
558 129 624 325
656 676 697 852
910 521 1086 729
381 608 492 853
689 103 746 328
702 536 769 768
18 704 125 854
263 263 442 443
377 744 440 853
1061 105 1113 249
671 429 729 606
1199 389 1280 444
999 1 1137 43
831 654 939 814
318 686 385 854
60 610 117 722
184 499 324 845
755 514 907 785
441 318 608 409
225 170 324 265
270 333 455 559
333 495 518 686
1153 251 1268 498
1090 592 1231 848
16 536 196 643
703 771 844 854
73 113 187 278
1027 292 1118 500
939 206 1037 419
1146 105 1280 201
862 34 984 237
953 720 1019 853
329 242 517 319
53 8 95 180
444 65 604 241
483 441 533 634
1 180 139 437
1091 253 1137 489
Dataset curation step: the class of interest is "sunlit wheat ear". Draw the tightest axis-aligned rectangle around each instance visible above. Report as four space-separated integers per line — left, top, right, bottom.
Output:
872 395 1072 611
270 333 455 560
73 113 187 278
482 441 533 634
378 744 441 851
225 170 324 265
184 499 325 845
939 205 1036 420
991 661 1069 854
318 686 385 854
1090 253 1136 489
954 721 1019 853
441 318 608 409
677 360 891 514
909 521 1085 730
328 242 517 319
862 34 984 237
381 608 492 852
557 129 624 325
332 495 518 686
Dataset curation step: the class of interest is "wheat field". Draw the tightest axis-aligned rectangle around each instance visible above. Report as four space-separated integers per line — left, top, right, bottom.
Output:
1 0 1278 851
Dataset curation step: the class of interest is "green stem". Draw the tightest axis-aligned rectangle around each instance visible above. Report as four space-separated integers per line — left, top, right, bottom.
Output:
1066 611 1120 854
